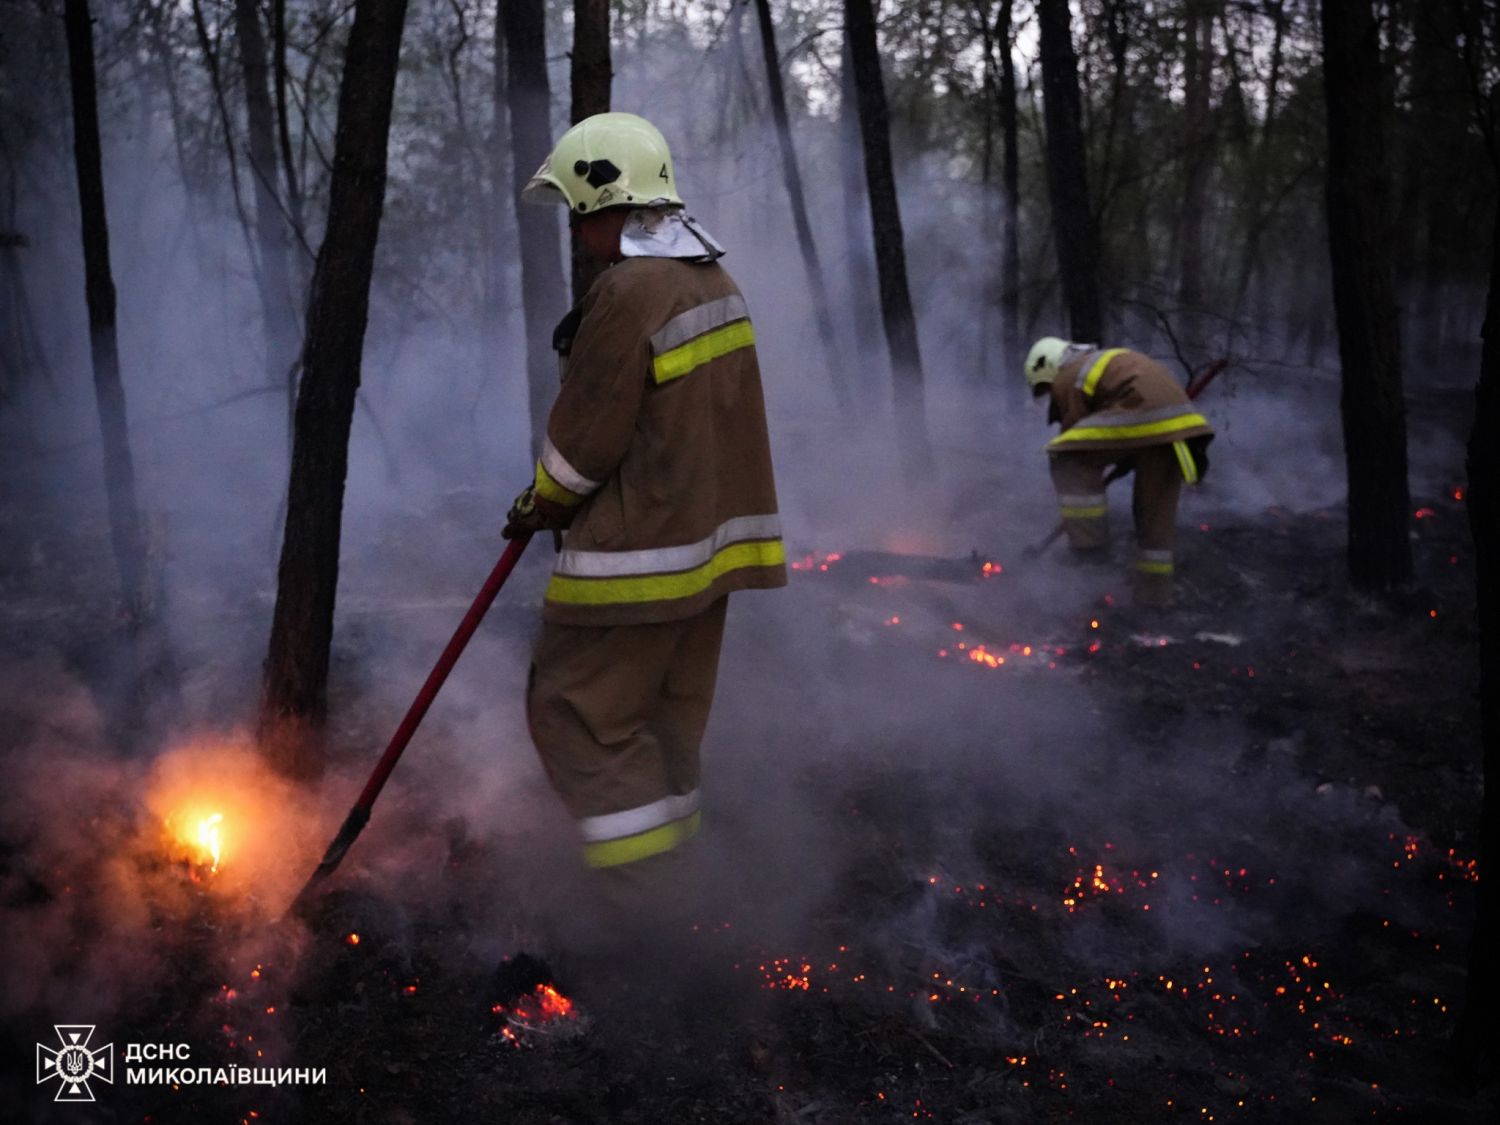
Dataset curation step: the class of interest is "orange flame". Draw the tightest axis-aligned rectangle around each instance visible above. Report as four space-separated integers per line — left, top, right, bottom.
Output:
535 983 574 1018
164 807 228 873
197 813 224 872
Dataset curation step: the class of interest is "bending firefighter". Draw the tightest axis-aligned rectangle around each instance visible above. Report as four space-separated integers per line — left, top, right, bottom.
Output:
1025 337 1214 607
503 112 786 930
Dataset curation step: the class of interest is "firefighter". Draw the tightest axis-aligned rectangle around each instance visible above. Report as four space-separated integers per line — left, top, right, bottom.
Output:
502 113 786 936
1025 337 1214 607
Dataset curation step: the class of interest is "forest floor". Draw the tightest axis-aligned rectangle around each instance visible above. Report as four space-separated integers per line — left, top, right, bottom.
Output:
1 401 1494 1123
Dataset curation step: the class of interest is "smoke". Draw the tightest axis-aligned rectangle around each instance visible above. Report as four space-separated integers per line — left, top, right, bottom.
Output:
0 7 1477 1118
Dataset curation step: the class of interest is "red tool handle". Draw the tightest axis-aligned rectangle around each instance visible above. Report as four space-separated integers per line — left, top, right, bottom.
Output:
288 533 534 917
353 533 532 811
1184 358 1228 400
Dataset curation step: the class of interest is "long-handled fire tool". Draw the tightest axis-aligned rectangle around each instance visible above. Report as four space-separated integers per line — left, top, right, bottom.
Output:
286 532 532 918
1023 359 1228 560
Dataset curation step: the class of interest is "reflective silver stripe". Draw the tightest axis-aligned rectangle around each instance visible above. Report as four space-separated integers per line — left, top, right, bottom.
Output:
578 790 700 843
1138 548 1173 563
650 295 749 355
540 436 600 496
554 513 782 578
1062 343 1097 368
1057 493 1106 507
1064 403 1202 430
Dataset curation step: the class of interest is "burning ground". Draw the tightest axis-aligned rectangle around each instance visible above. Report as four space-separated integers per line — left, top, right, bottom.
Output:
0 394 1492 1123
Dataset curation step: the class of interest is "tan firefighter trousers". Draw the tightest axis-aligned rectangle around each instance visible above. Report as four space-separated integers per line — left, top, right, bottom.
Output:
526 596 728 923
1049 444 1183 606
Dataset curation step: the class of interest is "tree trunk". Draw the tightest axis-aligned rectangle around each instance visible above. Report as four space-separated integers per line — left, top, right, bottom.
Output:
569 0 611 302
233 0 300 454
63 0 150 620
500 0 569 461
839 34 879 383
1320 0 1413 591
1036 0 1102 342
753 0 850 410
259 0 410 778
1176 0 1214 347
487 1 507 337
997 0 1022 371
1 233 54 399
1232 0 1285 324
1453 72 1500 1081
271 0 306 246
977 6 996 382
843 0 933 480
1454 161 1499 1082
1409 2 1471 371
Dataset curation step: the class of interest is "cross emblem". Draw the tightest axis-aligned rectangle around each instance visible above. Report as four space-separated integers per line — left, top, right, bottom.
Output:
36 1025 114 1102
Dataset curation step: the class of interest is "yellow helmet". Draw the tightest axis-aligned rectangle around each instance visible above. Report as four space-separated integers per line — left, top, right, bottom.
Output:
1024 336 1075 390
522 112 683 214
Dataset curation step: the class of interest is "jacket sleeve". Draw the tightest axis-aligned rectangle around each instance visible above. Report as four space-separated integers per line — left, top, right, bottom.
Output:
531 278 650 509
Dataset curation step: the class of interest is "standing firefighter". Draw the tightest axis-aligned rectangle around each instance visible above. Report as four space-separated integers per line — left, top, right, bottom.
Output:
1026 337 1214 607
504 113 787 932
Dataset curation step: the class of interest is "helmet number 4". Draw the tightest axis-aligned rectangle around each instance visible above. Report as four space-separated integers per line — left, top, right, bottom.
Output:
659 163 669 182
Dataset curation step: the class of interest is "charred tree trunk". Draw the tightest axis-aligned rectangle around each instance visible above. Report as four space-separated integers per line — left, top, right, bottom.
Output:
1454 82 1500 1084
843 0 933 481
233 0 300 453
753 0 849 410
1320 0 1413 591
63 0 149 619
500 0 568 460
1036 0 1102 342
569 0 611 302
259 0 410 778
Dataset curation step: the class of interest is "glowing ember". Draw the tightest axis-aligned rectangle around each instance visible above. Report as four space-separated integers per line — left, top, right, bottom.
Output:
790 551 843 572
491 982 583 1046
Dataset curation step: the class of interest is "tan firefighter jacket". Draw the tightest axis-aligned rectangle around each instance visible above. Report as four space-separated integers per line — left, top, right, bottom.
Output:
1046 348 1214 480
529 255 786 626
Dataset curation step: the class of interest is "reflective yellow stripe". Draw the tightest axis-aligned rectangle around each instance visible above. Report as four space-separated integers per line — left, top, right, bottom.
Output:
1136 559 1174 575
1173 440 1199 484
1049 412 1211 447
1081 348 1126 398
1060 505 1107 519
533 461 586 507
652 320 755 384
584 810 701 868
546 538 785 606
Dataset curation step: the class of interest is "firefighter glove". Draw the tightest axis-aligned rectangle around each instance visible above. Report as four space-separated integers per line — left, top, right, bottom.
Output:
503 484 546 539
